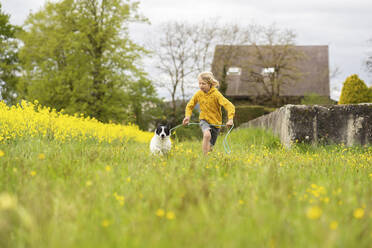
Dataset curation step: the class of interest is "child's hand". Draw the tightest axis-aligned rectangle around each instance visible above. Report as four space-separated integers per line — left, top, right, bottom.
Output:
226 119 234 127
183 117 190 126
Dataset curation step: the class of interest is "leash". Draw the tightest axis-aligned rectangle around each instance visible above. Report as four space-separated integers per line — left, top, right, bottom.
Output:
170 122 234 154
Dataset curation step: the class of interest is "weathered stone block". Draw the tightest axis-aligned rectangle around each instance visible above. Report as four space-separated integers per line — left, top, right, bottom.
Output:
240 104 372 147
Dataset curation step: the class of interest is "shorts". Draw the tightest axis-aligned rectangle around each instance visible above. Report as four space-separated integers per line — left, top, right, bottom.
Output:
199 119 220 146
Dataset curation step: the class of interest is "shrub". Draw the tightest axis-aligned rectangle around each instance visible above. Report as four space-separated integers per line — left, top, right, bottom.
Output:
301 93 336 105
339 74 370 104
234 105 276 127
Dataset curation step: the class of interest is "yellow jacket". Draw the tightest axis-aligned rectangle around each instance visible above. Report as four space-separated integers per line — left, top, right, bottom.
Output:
185 87 235 128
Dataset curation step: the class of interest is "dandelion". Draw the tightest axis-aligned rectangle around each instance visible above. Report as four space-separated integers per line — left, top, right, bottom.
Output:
239 200 245 205
86 180 93 187
0 150 4 157
101 219 110 227
332 188 342 195
126 177 131 183
0 193 17 210
156 209 165 217
354 208 364 219
329 221 338 230
38 153 46 160
105 165 111 172
113 192 125 206
30 171 37 176
306 206 322 219
166 211 175 220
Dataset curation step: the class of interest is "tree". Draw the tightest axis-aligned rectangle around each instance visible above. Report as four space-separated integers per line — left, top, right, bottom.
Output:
211 23 254 97
211 22 308 108
149 19 251 119
0 3 21 104
151 21 306 110
338 74 370 104
127 76 162 130
242 24 304 106
148 20 218 119
18 0 153 123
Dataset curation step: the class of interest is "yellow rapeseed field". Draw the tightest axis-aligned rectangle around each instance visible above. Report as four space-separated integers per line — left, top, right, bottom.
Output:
0 100 152 144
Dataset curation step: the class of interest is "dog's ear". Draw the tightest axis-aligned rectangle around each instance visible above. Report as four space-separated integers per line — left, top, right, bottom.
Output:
163 125 170 136
155 126 162 135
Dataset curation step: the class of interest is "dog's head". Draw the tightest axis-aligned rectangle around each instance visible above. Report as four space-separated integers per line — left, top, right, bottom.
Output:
155 124 170 139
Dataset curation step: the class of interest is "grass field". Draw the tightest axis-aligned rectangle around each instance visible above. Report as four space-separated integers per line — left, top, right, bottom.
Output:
1 126 372 248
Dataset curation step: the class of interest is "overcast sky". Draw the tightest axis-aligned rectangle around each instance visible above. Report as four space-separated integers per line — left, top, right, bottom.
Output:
2 0 372 100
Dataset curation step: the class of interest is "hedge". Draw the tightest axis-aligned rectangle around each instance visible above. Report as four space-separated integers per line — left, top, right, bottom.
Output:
234 105 276 127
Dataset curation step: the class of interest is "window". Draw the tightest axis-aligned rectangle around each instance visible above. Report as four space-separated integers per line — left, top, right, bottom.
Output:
261 67 275 76
227 67 241 75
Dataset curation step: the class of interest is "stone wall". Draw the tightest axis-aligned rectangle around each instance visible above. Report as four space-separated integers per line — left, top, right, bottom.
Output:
240 104 372 147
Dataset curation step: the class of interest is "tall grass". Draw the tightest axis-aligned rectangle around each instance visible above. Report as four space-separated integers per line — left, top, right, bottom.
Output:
0 128 371 248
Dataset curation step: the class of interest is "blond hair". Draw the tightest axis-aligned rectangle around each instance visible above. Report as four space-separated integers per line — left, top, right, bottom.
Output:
198 71 220 88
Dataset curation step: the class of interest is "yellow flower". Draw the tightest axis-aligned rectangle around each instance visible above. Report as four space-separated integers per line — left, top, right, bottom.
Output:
126 177 131 183
306 206 322 219
329 221 338 230
113 192 125 206
38 153 46 160
105 165 111 172
354 208 364 219
239 200 245 205
166 211 175 220
156 209 165 217
0 150 4 157
0 193 18 210
30 171 37 176
101 219 110 227
86 180 93 187
0 100 153 145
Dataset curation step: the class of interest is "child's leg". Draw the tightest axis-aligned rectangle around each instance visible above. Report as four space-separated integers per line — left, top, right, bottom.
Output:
202 129 212 155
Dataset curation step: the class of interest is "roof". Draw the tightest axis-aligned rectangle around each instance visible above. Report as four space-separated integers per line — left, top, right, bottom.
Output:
211 45 330 97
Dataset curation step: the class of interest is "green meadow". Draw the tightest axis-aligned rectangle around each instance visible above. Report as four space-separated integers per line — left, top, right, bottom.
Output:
1 128 371 248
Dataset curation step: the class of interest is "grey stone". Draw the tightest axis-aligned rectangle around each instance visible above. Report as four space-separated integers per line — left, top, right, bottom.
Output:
240 104 372 147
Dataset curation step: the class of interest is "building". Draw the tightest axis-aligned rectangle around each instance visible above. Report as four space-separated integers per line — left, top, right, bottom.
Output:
211 45 330 104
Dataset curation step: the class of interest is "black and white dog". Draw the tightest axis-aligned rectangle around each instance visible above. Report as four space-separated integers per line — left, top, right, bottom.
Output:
150 124 172 155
